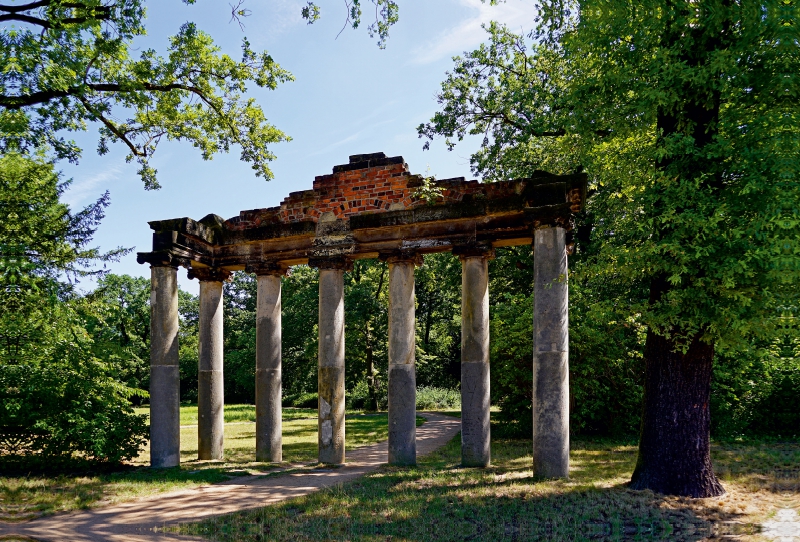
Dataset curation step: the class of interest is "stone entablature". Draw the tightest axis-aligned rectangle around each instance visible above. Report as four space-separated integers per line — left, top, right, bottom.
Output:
137 152 586 272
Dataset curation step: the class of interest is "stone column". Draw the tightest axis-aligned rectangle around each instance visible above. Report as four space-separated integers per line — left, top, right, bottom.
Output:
312 258 349 465
456 245 494 468
249 263 286 463
532 225 570 479
190 267 230 461
383 251 422 466
149 264 181 468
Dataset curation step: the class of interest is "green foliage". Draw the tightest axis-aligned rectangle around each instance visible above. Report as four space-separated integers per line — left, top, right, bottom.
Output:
415 387 460 410
711 345 800 439
302 0 399 49
489 247 645 437
344 260 388 408
415 253 461 389
281 266 320 398
292 392 319 409
177 286 200 402
0 0 409 187
81 274 151 395
1 306 148 465
346 379 372 410
419 1 799 452
222 272 257 403
0 1 292 188
0 153 147 467
420 8 795 349
220 267 321 403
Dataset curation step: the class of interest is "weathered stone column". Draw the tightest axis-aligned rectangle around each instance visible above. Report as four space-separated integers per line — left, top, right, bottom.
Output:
190 267 230 461
456 244 494 468
248 262 286 463
311 257 349 465
383 251 422 466
532 225 570 479
149 263 181 468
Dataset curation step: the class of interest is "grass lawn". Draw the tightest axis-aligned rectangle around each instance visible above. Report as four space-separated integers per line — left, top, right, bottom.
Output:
0 405 418 521
177 427 800 542
131 404 323 426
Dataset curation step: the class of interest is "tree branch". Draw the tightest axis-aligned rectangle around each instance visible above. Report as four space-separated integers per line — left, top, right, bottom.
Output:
0 1 112 12
76 95 145 158
0 13 51 26
0 3 111 28
0 82 205 109
0 0 51 13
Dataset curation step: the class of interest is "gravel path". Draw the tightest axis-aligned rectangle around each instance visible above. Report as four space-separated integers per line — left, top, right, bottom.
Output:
0 412 460 542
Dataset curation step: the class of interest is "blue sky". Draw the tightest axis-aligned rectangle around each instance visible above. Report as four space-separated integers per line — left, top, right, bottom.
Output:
57 0 538 293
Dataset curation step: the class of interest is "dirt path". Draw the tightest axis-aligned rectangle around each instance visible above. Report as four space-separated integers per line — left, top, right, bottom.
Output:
0 413 460 542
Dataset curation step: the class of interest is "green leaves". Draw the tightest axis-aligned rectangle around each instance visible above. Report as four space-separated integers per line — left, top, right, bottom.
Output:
0 154 147 467
0 1 292 188
421 1 799 352
302 1 399 49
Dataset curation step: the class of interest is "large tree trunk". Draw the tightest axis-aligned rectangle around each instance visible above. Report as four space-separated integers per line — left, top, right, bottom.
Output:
630 330 725 497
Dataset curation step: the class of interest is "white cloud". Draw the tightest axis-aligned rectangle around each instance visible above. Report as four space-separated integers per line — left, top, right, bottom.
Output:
412 0 538 64
266 0 306 34
309 132 363 156
62 165 123 208
308 117 398 156
247 0 305 44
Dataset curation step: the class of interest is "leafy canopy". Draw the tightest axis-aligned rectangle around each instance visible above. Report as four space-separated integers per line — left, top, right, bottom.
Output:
420 1 799 352
0 0 411 188
0 1 291 189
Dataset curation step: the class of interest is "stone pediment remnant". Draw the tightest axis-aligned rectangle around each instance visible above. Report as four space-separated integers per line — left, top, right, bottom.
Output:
137 152 586 272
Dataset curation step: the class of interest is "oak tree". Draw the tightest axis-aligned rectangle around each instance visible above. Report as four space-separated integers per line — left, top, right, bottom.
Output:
420 1 798 496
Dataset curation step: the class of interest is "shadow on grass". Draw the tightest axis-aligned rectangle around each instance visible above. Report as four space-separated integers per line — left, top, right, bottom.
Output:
177 434 795 542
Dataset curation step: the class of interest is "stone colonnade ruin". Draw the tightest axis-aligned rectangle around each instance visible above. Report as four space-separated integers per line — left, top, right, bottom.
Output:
138 152 587 476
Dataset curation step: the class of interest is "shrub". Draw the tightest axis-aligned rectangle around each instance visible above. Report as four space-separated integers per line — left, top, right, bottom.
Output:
292 392 319 408
0 154 149 469
416 387 461 410
347 380 370 410
0 313 149 469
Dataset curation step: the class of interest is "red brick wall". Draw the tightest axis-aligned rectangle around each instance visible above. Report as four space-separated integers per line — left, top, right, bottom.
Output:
281 161 418 222
224 154 518 231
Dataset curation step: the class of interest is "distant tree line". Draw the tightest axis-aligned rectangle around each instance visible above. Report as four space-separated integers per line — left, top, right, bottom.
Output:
84 258 800 441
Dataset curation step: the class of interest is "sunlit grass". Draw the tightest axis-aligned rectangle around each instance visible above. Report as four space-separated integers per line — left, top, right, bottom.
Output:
0 406 405 520
132 405 318 426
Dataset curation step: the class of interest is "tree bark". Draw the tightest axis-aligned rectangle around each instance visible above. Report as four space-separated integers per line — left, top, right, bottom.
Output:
365 322 377 412
630 329 724 497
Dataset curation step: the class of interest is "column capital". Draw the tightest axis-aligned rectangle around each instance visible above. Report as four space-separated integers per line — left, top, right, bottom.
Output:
246 261 288 277
379 249 423 266
452 242 495 261
527 213 575 232
137 251 184 269
308 256 353 271
187 266 233 282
